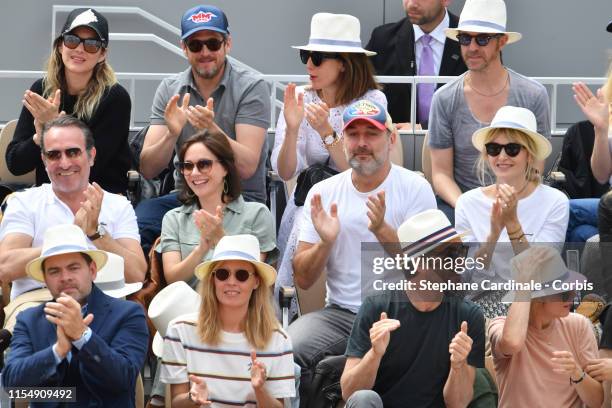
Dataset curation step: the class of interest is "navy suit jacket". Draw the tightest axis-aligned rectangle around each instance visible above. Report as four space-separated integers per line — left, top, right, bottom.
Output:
366 12 467 124
2 285 149 407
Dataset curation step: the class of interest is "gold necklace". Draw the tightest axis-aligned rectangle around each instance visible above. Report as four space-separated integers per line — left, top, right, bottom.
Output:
468 71 509 97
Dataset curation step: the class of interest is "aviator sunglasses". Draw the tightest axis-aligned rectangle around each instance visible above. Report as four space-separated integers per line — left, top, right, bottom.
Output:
456 33 503 47
62 34 105 54
213 268 254 282
299 50 342 67
43 147 83 161
485 142 523 157
178 159 221 174
186 38 225 53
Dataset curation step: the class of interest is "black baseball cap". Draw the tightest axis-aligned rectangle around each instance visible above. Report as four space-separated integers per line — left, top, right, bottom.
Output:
607 20 612 33
60 8 109 45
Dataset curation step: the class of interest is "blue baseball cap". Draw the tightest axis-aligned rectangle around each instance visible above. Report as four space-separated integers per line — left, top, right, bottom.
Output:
342 100 394 132
181 5 229 40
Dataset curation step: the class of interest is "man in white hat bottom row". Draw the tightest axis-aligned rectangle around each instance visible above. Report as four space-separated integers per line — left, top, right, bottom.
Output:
2 224 149 408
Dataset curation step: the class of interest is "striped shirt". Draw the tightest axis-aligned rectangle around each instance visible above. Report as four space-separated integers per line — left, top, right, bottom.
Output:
160 313 295 406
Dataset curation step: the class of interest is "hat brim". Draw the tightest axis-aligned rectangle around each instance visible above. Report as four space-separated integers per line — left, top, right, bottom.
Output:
181 26 229 40
195 256 277 287
291 44 376 56
27 250 108 282
152 331 164 357
502 270 587 303
99 281 143 298
472 124 552 161
343 117 387 132
444 27 522 44
61 26 107 44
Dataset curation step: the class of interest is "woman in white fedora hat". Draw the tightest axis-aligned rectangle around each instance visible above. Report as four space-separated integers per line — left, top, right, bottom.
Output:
271 12 386 318
490 246 602 408
159 131 277 287
455 106 569 317
159 234 295 406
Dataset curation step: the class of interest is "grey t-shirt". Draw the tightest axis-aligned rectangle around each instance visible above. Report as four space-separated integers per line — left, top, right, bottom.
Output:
150 59 271 203
428 68 550 192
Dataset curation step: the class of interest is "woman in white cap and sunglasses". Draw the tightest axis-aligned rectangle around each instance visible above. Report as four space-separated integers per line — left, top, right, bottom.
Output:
271 12 386 316
8 8 131 194
455 106 569 317
159 234 295 406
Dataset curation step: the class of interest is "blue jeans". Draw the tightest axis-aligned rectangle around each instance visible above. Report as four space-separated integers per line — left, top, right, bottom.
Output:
567 198 599 242
135 192 182 255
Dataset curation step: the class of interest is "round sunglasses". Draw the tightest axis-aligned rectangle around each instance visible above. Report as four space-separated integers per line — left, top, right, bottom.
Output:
299 50 342 67
178 159 221 174
213 268 254 282
485 142 523 157
456 33 503 47
186 38 225 53
62 34 105 54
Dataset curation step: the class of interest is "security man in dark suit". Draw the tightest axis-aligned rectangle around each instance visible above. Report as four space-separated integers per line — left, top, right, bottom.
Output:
367 0 466 128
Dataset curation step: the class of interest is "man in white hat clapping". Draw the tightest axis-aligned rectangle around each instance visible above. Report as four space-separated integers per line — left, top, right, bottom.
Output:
489 246 602 407
427 0 550 223
2 224 149 407
341 209 485 407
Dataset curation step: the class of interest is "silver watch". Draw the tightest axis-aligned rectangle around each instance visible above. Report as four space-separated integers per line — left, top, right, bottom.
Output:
323 132 338 146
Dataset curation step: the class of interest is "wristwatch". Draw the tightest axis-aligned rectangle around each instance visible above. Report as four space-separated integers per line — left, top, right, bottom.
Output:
88 224 107 241
569 370 586 385
322 131 340 148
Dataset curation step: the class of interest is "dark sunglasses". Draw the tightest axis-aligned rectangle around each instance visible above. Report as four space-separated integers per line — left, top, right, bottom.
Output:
456 33 503 47
558 291 576 303
485 142 523 157
178 159 220 174
43 147 83 161
299 50 342 67
62 34 104 53
186 38 225 53
213 268 254 282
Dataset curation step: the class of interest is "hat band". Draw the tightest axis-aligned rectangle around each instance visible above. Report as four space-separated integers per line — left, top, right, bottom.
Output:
458 19 507 32
491 120 531 132
309 38 363 47
539 270 570 290
402 225 457 257
96 280 127 291
213 250 258 261
42 244 90 258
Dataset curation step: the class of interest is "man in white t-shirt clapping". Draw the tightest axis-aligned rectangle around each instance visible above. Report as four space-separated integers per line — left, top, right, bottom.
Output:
289 99 436 405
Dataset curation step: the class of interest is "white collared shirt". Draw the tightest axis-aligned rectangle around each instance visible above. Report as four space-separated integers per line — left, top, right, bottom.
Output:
414 9 450 75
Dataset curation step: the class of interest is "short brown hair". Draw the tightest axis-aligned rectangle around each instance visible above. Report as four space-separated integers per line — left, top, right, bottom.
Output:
177 130 241 205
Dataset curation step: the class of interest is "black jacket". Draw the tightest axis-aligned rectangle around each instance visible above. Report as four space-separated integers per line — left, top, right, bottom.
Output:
366 13 466 124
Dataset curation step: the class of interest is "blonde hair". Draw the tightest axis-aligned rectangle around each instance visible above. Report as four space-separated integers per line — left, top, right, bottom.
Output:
43 37 117 121
476 128 541 186
197 261 280 349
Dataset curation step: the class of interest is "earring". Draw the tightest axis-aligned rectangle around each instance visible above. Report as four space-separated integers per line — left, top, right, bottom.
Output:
223 179 229 194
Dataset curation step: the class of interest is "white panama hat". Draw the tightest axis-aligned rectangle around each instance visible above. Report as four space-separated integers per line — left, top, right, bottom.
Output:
149 281 201 357
445 0 522 44
26 224 107 282
292 13 375 56
472 106 552 161
93 252 143 298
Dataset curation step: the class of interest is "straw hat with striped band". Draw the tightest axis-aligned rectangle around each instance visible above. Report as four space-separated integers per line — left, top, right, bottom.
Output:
445 0 521 44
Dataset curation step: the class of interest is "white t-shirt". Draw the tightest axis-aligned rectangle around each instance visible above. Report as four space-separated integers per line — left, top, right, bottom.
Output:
271 88 387 178
455 184 569 282
0 184 140 298
160 313 295 407
298 165 436 312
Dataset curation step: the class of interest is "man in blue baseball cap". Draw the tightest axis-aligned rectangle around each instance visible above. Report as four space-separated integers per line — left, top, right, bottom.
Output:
289 99 436 404
136 5 271 255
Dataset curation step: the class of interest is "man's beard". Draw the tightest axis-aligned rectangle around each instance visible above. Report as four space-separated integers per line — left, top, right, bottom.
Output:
347 148 387 176
194 64 221 79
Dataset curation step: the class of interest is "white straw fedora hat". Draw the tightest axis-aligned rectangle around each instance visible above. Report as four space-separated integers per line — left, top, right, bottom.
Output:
398 209 468 259
292 13 376 55
149 281 201 357
194 234 277 287
93 253 143 298
445 0 521 44
472 106 552 161
26 224 107 282
502 246 588 302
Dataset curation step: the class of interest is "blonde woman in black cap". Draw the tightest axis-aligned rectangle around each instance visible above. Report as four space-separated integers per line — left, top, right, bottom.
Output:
7 8 131 194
